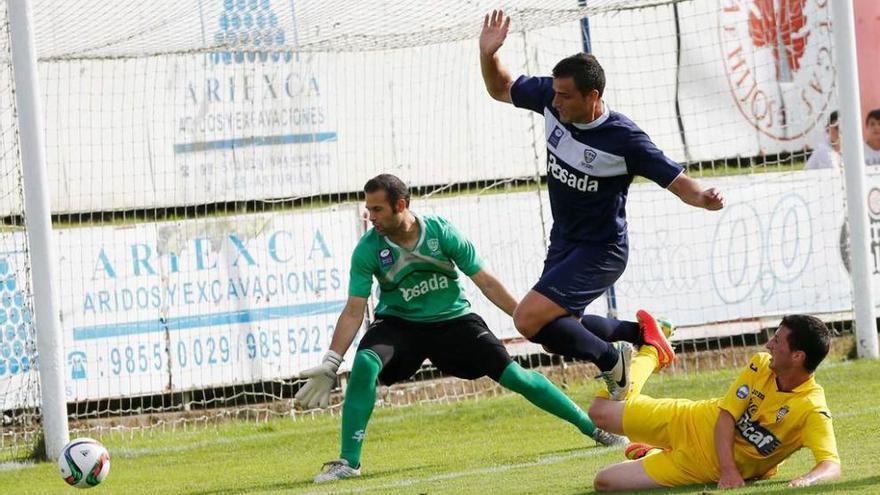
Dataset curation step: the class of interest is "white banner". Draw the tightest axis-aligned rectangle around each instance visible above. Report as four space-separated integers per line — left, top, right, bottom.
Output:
592 0 837 163
2 169 873 407
0 244 37 410
17 0 837 216
619 169 851 326
431 170 854 336
57 207 360 401
39 1 564 216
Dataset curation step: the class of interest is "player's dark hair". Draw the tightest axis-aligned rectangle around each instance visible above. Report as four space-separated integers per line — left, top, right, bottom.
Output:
781 315 833 372
828 110 838 128
552 53 605 97
867 108 880 124
364 174 411 212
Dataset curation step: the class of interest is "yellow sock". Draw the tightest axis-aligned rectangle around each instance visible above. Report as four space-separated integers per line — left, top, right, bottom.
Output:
628 346 659 398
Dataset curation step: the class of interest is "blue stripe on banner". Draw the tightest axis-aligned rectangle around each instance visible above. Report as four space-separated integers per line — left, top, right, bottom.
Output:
173 132 338 154
72 300 346 341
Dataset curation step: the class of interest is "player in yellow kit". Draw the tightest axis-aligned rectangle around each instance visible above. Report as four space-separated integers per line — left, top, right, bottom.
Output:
588 314 841 491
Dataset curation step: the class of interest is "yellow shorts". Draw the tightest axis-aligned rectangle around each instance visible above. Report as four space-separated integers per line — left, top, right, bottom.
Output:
622 395 720 487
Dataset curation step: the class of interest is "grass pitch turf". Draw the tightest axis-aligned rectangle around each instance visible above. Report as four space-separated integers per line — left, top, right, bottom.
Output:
2 356 878 494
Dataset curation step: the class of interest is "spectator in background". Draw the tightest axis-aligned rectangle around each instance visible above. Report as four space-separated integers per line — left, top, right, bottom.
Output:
805 111 841 170
865 109 880 167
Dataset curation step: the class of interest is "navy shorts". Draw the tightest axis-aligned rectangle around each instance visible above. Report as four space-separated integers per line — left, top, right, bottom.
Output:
357 313 513 385
533 237 628 316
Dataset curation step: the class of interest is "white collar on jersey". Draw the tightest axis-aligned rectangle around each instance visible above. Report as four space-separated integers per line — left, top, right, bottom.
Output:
570 101 610 130
383 211 426 252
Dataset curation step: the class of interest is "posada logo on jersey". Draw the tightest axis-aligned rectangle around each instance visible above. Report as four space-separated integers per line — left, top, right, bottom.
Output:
399 274 449 302
719 0 835 141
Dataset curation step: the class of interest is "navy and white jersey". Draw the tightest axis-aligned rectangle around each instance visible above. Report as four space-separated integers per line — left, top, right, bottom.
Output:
511 75 684 243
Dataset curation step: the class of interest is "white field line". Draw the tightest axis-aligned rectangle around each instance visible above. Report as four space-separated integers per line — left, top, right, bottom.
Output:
300 447 614 495
303 405 880 494
0 461 34 472
1 403 876 475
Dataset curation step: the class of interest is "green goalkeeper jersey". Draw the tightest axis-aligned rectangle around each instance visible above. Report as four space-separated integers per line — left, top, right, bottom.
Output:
348 213 484 322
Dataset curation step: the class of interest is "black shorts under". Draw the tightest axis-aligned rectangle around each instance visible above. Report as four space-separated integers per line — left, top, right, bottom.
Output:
356 313 513 385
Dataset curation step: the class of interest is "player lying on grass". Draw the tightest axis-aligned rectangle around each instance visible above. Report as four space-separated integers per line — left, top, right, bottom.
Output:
295 173 627 484
588 314 841 491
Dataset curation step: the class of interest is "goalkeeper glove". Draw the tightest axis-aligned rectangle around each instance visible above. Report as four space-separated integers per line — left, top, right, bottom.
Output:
295 350 343 409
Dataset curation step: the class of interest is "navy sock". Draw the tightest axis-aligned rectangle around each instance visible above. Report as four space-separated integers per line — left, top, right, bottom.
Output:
581 315 641 344
530 316 619 371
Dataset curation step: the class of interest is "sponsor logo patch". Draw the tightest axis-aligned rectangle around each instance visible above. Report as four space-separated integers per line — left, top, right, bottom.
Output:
379 248 394 267
548 126 565 148
736 384 749 399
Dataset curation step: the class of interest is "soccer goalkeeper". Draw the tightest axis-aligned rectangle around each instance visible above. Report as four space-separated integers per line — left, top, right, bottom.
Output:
588 314 841 491
295 173 630 483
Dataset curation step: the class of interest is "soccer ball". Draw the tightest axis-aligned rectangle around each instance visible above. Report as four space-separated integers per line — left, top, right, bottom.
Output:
57 438 110 488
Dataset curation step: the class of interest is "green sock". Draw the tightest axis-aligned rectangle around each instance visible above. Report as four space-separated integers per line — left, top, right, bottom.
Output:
339 350 382 468
498 362 596 436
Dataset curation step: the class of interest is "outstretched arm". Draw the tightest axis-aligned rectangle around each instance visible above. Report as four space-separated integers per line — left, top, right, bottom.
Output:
714 409 745 489
479 10 514 103
294 296 367 409
470 268 518 316
328 296 369 355
667 173 725 210
788 460 841 487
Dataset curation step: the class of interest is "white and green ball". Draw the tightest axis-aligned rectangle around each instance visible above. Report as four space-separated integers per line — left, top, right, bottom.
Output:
57 438 110 488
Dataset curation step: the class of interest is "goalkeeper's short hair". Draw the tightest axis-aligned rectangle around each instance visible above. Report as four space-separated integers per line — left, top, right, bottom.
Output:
364 174 410 212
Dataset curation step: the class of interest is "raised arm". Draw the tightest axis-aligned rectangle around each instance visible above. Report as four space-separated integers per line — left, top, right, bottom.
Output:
470 268 518 317
788 460 841 488
667 173 725 210
479 10 514 103
714 409 745 489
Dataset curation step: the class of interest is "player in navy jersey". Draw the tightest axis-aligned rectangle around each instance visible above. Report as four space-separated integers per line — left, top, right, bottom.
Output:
479 10 724 399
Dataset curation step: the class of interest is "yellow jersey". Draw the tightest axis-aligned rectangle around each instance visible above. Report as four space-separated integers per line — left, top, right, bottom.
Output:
715 352 840 479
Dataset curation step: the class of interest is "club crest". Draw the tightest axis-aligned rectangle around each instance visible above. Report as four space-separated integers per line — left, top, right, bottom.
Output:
427 238 440 254
583 148 597 163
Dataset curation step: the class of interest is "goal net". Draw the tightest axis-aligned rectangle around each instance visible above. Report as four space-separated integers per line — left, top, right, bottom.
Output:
0 5 40 461
0 0 858 459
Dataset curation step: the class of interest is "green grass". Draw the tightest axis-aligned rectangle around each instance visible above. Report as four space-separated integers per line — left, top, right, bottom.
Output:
2 357 877 494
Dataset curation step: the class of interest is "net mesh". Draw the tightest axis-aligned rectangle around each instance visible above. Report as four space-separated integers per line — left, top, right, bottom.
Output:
24 0 672 60
0 0 856 460
0 2 41 462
